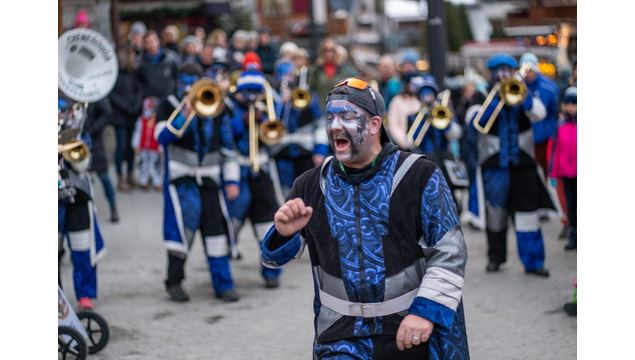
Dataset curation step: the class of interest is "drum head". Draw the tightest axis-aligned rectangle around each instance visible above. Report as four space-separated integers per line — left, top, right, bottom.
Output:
58 28 118 102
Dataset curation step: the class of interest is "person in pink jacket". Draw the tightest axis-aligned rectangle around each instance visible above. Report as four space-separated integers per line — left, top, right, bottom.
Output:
549 87 577 250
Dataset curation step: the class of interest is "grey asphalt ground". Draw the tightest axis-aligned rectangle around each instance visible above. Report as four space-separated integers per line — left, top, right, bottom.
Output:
60 167 576 360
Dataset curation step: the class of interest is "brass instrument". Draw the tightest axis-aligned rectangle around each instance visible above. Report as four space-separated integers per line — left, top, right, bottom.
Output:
472 63 530 134
228 70 242 94
291 66 312 110
248 103 260 173
407 89 453 147
259 81 286 145
166 78 225 137
60 141 90 163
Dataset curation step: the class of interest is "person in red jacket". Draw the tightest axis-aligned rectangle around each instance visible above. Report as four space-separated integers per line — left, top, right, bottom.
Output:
132 97 162 190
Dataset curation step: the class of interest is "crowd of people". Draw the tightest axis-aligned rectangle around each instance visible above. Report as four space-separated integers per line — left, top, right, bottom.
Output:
58 9 577 358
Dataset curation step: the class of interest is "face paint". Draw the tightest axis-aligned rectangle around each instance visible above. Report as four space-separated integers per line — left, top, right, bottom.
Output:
419 88 436 106
495 66 513 82
326 100 374 164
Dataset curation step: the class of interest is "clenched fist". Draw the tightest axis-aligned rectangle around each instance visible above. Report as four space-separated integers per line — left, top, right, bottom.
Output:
274 198 313 237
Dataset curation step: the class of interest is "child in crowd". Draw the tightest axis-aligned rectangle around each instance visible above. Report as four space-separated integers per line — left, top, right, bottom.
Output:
549 87 577 250
132 97 162 191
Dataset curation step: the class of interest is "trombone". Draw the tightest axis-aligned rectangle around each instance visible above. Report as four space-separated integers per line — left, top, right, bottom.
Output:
166 78 225 137
407 89 453 147
472 63 530 134
248 81 286 173
259 81 286 145
291 66 312 110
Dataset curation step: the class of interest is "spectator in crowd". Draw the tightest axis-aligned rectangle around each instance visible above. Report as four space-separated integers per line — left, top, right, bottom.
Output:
229 30 249 70
74 9 90 29
132 97 162 191
274 41 299 79
377 54 402 110
128 21 147 57
162 25 180 54
193 26 206 45
292 47 310 69
308 37 358 112
137 30 180 100
206 28 228 49
549 87 577 251
181 35 202 64
197 44 215 74
109 45 144 192
84 98 119 223
387 72 424 150
256 27 278 75
246 30 259 52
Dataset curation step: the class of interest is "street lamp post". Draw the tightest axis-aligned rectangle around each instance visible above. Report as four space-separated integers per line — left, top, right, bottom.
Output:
427 0 448 89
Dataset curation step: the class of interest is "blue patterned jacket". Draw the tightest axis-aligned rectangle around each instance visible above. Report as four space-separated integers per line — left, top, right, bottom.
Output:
261 146 469 359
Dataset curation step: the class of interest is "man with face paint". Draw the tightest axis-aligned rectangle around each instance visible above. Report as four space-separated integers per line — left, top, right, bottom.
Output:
155 62 241 302
467 53 557 276
259 78 469 359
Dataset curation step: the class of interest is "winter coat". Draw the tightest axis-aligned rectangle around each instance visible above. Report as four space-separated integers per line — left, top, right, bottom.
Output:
137 49 180 100
108 69 143 128
84 98 113 173
549 115 577 178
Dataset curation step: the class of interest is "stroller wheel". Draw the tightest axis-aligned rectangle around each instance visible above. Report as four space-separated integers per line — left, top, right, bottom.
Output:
58 325 87 360
76 311 110 354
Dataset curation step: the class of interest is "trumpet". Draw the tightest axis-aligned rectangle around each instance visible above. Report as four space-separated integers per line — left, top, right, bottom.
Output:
472 63 530 134
291 66 312 110
407 89 453 147
166 78 225 137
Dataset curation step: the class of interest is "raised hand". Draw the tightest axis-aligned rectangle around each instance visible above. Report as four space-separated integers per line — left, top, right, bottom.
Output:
274 198 313 237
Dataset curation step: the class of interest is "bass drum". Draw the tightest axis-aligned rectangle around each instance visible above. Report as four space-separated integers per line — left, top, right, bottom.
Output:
58 28 118 103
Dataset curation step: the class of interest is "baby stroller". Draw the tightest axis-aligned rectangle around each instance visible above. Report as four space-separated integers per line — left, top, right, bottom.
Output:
58 286 110 360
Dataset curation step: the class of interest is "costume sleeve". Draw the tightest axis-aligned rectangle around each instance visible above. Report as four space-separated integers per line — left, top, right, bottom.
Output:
260 180 307 268
219 114 240 186
408 168 467 329
523 93 546 122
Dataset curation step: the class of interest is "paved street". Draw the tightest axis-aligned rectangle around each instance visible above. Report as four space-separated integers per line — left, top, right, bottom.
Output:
60 168 577 360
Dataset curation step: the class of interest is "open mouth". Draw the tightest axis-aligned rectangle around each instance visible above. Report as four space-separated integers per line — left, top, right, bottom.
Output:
334 138 350 152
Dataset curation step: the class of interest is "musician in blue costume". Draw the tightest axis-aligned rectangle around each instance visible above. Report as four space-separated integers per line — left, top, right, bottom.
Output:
155 62 241 302
468 53 556 276
406 75 465 209
271 62 328 196
225 53 285 288
58 98 107 311
260 78 469 359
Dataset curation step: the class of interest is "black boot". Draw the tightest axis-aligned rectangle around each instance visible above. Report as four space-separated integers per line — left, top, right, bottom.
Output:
564 226 576 251
217 289 239 302
110 207 120 223
165 283 190 302
485 261 501 272
264 278 279 289
525 268 550 277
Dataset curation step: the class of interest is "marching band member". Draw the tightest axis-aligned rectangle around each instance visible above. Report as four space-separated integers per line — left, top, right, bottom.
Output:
469 53 556 276
58 98 107 311
406 75 465 209
260 78 469 359
155 62 241 303
272 62 328 195
225 53 285 289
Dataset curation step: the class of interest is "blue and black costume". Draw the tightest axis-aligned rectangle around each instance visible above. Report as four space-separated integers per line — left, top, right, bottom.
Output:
261 144 469 359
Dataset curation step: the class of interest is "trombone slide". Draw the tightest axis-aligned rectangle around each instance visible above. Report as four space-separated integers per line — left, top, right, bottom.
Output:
249 104 260 173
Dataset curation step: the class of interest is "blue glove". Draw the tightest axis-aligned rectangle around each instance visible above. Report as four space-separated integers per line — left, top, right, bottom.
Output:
549 178 557 187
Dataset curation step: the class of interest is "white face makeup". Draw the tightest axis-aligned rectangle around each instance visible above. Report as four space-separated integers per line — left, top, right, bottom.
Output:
326 99 378 165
